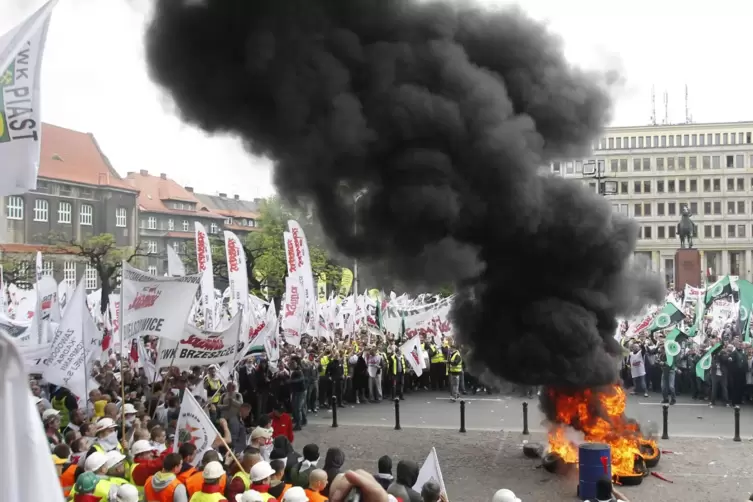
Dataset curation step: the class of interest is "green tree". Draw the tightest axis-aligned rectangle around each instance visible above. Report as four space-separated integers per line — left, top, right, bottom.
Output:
183 235 266 293
0 256 35 290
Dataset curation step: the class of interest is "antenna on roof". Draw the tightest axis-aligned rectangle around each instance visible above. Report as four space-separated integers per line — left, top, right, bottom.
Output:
663 90 669 125
685 84 693 124
650 86 656 126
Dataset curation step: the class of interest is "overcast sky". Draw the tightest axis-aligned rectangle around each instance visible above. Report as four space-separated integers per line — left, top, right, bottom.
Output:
3 0 752 200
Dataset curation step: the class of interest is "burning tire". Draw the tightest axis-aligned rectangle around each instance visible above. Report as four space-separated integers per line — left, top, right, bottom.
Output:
612 454 648 486
542 452 573 475
639 441 661 468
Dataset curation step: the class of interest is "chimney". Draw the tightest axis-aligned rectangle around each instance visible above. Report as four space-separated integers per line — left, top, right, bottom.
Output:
126 171 135 176
185 186 194 193
139 169 148 176
234 194 240 200
219 192 227 198
160 173 167 180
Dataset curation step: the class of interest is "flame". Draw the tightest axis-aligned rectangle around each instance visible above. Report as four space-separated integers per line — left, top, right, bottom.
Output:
546 384 657 476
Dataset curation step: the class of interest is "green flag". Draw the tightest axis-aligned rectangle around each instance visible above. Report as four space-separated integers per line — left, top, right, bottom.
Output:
737 279 753 342
663 328 688 367
695 343 722 380
704 276 733 306
648 302 685 333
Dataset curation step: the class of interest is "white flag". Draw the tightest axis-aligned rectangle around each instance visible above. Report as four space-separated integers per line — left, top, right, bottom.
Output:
121 262 201 342
157 313 242 369
262 304 280 364
194 222 216 330
37 276 60 322
281 276 304 346
56 281 73 317
43 279 100 400
287 221 316 333
34 252 43 282
167 245 186 277
223 231 249 319
0 330 65 502
0 0 58 197
137 338 159 383
174 392 219 465
399 336 424 377
412 447 447 497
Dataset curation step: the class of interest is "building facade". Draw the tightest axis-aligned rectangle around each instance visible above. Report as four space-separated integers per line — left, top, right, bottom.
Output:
124 170 226 276
550 121 753 286
193 192 262 239
1 124 140 290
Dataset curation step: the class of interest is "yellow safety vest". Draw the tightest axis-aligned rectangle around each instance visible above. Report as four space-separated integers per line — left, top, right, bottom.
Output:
447 351 462 374
189 492 227 502
389 354 406 375
68 477 112 499
319 356 330 376
232 470 251 491
128 461 147 498
429 345 444 364
259 493 274 502
51 395 70 428
107 476 129 486
205 377 222 404
343 358 349 377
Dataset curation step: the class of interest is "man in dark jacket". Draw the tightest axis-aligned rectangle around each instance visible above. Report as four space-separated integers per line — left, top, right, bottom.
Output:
388 460 422 502
373 455 393 490
326 352 345 408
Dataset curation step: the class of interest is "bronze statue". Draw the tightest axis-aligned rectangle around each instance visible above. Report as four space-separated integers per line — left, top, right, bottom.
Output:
677 205 697 249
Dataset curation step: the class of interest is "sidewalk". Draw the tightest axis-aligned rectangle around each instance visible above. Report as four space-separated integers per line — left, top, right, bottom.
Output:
293 425 753 502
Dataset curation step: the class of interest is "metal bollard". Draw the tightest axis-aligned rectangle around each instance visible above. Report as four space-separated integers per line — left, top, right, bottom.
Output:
522 402 529 435
331 395 338 428
459 400 466 433
661 404 669 440
733 405 741 442
394 398 402 430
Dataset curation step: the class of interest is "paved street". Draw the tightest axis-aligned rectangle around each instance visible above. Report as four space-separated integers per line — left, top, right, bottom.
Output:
306 390 753 438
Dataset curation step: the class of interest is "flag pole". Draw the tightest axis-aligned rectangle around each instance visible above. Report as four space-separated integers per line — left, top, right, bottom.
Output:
119 260 127 444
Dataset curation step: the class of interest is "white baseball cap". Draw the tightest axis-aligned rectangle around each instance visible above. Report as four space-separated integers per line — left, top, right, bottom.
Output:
116 484 140 502
95 417 118 433
104 450 126 470
131 440 155 457
85 452 108 472
203 461 225 480
236 490 264 502
281 486 309 502
249 461 275 482
492 489 521 502
42 409 60 422
122 403 137 415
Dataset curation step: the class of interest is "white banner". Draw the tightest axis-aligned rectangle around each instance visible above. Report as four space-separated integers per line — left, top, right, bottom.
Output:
157 314 242 369
43 279 100 400
0 313 40 345
262 303 280 364
173 392 219 465
413 448 447 497
137 338 159 383
287 220 316 333
37 275 60 322
57 281 73 317
18 341 51 374
121 262 201 342
194 222 216 330
400 336 424 377
108 293 120 343
281 276 304 346
167 245 186 277
0 0 58 198
384 297 454 339
224 231 249 319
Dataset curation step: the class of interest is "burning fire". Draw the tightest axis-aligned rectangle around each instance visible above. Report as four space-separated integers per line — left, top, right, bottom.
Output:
547 384 656 476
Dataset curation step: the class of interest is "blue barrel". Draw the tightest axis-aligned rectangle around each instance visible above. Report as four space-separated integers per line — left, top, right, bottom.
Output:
578 442 611 500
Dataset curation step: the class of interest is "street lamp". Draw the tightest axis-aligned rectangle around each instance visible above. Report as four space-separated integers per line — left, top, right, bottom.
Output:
352 189 367 300
582 159 616 195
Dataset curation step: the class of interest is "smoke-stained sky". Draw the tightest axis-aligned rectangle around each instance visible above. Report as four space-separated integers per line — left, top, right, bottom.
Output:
144 0 663 388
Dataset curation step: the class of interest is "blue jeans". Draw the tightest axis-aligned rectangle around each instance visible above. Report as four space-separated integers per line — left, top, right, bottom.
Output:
661 368 676 401
632 374 647 394
292 391 307 427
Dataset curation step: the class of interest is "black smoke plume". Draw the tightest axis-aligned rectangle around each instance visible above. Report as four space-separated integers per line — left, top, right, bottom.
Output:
145 0 663 388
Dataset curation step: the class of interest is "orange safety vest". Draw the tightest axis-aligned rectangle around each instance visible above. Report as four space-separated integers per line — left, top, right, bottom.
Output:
177 466 197 485
186 472 226 498
60 463 78 497
144 474 180 502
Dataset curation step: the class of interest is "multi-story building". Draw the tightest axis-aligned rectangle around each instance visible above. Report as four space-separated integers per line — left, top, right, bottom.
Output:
549 121 753 286
124 170 225 276
0 123 140 290
193 192 262 239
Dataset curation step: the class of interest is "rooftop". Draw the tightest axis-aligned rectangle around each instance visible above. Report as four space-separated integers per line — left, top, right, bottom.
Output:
124 170 225 219
194 192 262 219
39 123 136 192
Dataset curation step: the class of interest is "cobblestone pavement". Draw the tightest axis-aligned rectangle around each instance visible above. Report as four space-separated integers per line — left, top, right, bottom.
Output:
293 425 753 502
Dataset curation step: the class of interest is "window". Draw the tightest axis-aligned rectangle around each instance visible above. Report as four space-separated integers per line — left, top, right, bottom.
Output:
679 179 686 192
639 137 644 148
714 201 722 214
643 181 651 193
669 226 676 239
643 226 652 239
703 156 711 169
610 159 618 172
80 204 93 225
58 202 72 223
148 266 158 276
699 134 705 146
669 136 674 147
690 179 697 192
689 156 697 170
727 178 735 191
658 226 665 239
575 160 583 173
704 225 712 238
631 137 636 148
667 157 675 170
738 225 747 238
653 135 659 146
667 180 675 193
7 196 23 220
210 223 219 234
657 202 665 216
146 241 158 254
668 203 677 216
715 133 721 145
726 155 734 168
690 202 698 214
728 225 737 238
678 157 686 170
736 154 744 168
634 204 642 217
619 159 627 172
738 201 746 214
684 134 689 146
723 133 728 145
85 264 97 290
33 199 48 222
692 134 697 146
42 261 53 277
643 203 652 216
148 216 156 230
703 179 711 192
633 159 640 171
64 262 76 286
552 162 560 173
657 158 664 171
642 158 651 171
182 220 189 232
657 180 665 193
714 225 722 238
713 179 721 192
168 219 174 231
634 181 642 194
737 178 744 191
115 207 127 227
608 138 614 149
565 162 573 174
704 202 711 215
728 201 736 214
712 156 721 169
620 181 628 194
615 138 621 149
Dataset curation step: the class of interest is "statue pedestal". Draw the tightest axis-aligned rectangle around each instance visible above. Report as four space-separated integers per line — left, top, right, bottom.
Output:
675 249 701 289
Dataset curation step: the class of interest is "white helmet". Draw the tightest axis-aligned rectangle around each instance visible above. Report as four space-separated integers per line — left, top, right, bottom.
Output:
85 452 108 472
130 440 155 457
104 450 126 471
116 484 139 502
492 489 522 502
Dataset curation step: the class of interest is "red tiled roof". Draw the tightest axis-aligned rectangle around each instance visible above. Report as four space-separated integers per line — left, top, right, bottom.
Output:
217 209 260 219
124 171 225 219
224 224 261 232
39 123 137 191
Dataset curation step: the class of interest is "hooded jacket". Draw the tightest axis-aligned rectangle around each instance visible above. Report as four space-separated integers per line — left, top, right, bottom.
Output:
273 436 299 481
388 461 422 502
322 448 345 497
146 472 189 502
